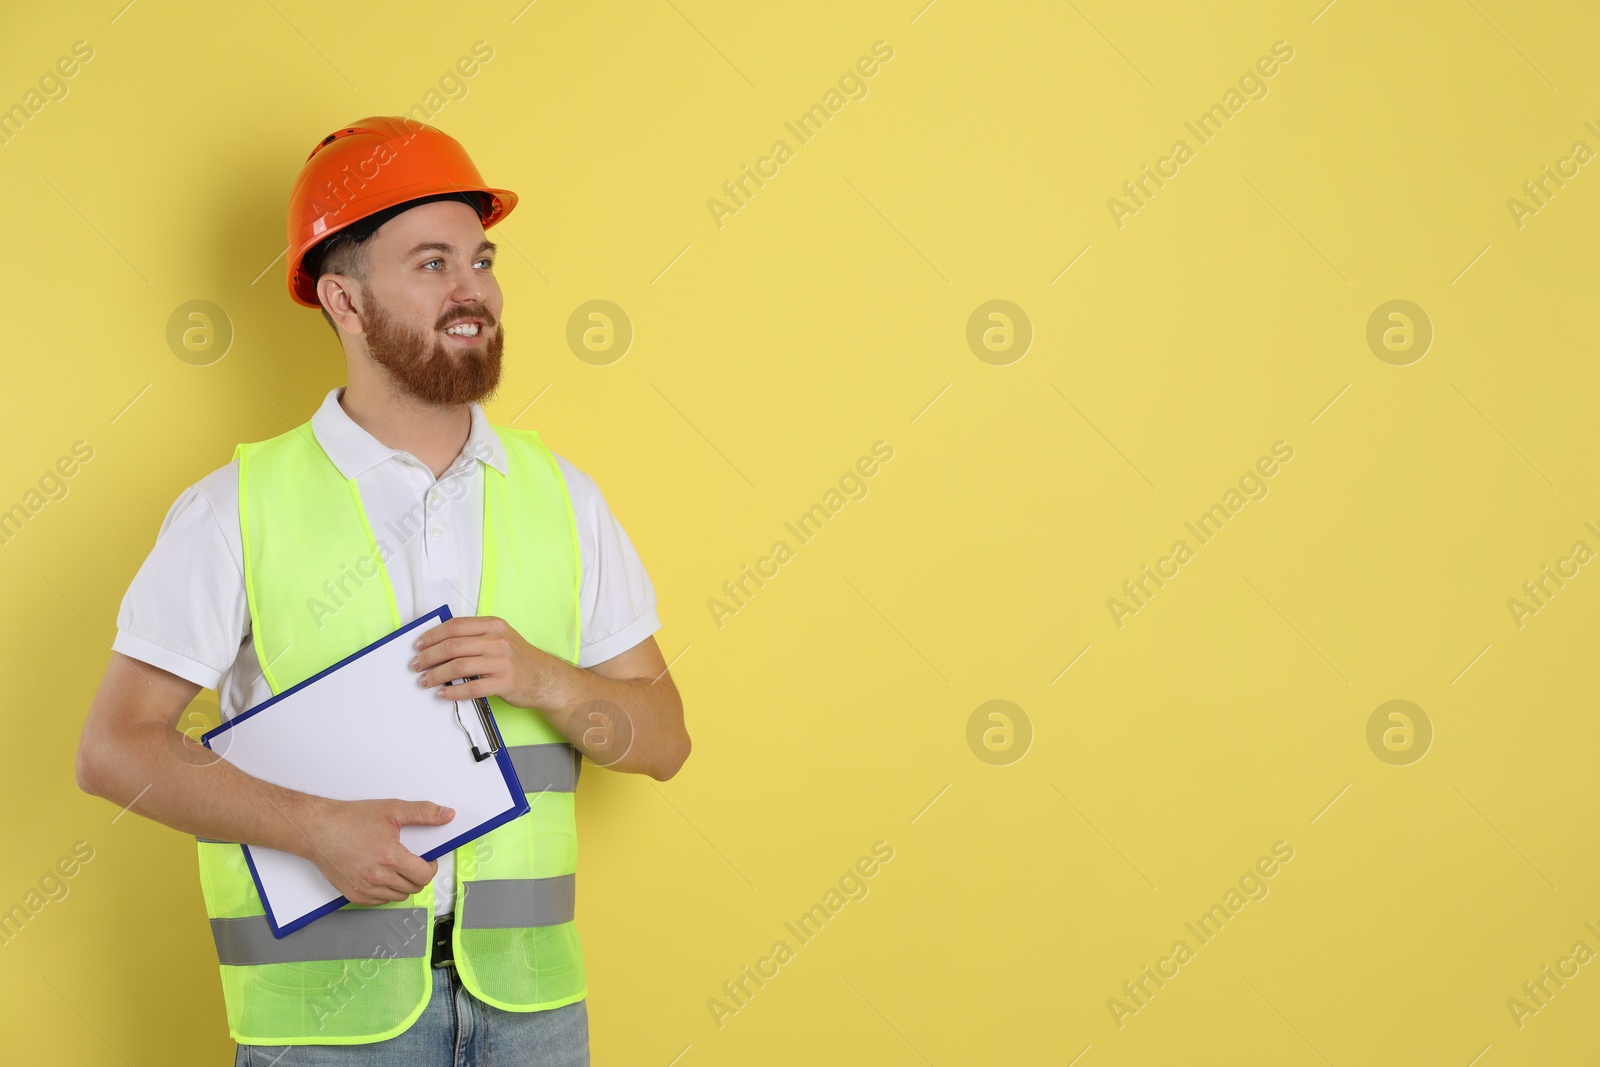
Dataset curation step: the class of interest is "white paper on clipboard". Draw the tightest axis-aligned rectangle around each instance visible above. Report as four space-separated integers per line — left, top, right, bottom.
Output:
203 605 526 937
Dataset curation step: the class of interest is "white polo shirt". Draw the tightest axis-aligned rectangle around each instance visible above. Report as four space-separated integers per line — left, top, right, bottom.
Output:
112 386 661 914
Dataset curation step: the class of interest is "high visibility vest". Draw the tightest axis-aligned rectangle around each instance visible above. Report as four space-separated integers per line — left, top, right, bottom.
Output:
196 418 587 1045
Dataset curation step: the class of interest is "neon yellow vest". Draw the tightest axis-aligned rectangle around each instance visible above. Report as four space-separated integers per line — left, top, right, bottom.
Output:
197 419 586 1045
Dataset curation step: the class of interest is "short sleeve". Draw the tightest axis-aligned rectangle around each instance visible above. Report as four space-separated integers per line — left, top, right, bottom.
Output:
553 455 661 669
111 464 251 690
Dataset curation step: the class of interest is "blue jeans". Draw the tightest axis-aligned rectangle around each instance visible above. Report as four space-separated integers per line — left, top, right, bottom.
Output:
233 965 589 1066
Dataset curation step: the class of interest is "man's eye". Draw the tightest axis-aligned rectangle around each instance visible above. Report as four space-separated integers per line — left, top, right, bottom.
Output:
476 258 494 269
423 259 443 269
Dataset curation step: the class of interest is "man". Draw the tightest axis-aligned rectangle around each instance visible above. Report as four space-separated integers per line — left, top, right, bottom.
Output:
74 116 689 1065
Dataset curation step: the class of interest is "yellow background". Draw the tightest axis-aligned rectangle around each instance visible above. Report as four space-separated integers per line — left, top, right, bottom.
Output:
3 0 1598 1062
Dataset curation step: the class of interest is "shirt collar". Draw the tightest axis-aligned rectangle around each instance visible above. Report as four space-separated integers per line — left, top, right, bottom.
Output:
311 387 508 480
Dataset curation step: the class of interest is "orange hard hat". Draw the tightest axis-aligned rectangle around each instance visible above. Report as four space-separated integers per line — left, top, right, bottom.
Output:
285 115 517 308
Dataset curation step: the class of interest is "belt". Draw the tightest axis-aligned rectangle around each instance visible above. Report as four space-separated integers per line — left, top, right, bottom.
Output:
431 915 455 968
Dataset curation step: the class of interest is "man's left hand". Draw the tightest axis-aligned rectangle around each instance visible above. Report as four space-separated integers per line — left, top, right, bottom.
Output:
409 615 565 712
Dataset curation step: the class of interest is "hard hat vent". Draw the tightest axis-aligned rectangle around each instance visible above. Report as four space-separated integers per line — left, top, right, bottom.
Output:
308 125 379 160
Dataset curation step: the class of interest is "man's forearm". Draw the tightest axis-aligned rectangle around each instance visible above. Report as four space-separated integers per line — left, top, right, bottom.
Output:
537 664 688 780
81 720 329 856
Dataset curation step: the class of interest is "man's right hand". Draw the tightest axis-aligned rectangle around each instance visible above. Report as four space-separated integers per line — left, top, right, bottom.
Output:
298 798 456 906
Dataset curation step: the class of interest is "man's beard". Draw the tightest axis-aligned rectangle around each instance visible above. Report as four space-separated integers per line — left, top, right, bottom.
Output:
362 288 504 407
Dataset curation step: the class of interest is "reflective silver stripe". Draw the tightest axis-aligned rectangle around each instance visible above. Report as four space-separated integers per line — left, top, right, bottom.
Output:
195 837 232 845
459 876 575 929
508 743 579 792
210 908 429 965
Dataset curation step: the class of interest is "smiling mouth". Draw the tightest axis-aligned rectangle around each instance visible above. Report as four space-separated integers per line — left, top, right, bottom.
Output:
442 321 486 341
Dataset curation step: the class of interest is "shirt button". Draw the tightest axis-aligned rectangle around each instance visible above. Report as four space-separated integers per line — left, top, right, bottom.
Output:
428 491 440 506
431 527 442 538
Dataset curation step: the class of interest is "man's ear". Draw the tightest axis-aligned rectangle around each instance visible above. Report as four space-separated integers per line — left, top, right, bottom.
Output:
318 274 364 334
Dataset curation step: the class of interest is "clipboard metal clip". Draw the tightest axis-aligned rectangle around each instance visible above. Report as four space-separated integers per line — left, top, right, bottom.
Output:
448 677 504 762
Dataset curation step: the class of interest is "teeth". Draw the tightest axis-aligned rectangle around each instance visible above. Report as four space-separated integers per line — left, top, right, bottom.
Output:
445 323 480 336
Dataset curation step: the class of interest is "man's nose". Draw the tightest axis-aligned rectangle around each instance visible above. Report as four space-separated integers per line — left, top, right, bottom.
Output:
451 269 485 305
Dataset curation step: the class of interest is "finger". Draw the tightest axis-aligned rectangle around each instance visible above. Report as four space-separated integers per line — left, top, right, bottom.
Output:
413 632 469 671
413 636 478 677
412 618 456 655
393 800 456 826
414 616 493 654
418 654 494 690
392 851 437 892
434 674 496 700
351 884 408 906
367 853 435 898
368 869 426 900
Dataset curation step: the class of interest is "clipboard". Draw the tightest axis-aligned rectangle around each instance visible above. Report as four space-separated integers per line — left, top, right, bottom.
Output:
201 604 528 938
